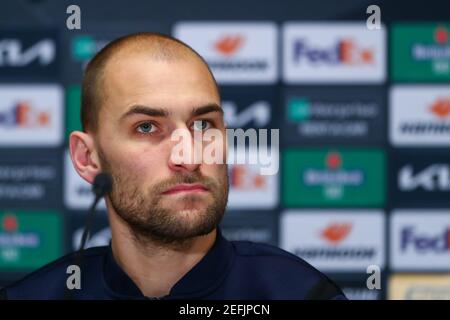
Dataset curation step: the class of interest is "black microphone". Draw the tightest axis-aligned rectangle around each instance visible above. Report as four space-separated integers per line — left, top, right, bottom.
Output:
65 173 112 299
78 173 112 252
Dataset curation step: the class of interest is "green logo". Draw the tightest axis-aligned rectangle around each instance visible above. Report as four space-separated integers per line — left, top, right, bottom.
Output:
391 23 450 81
66 85 82 140
0 211 62 271
282 149 385 206
72 35 96 61
288 98 310 121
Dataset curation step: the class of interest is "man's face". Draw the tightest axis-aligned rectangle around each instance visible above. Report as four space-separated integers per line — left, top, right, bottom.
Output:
95 53 228 244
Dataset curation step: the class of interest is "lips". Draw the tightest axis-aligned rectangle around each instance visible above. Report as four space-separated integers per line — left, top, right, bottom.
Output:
161 184 209 195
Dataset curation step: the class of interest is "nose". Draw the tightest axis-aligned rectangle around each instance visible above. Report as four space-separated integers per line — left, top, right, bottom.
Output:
167 125 202 173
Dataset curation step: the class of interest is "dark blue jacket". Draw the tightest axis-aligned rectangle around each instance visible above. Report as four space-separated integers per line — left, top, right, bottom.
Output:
0 229 346 300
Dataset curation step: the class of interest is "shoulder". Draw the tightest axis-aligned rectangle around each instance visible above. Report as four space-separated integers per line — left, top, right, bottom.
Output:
229 240 346 299
0 246 108 300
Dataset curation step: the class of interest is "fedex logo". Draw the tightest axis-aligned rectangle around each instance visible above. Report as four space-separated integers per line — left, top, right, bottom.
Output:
229 165 266 190
227 149 278 209
0 102 50 128
283 23 385 83
0 85 62 146
391 211 450 271
293 39 374 65
401 226 450 253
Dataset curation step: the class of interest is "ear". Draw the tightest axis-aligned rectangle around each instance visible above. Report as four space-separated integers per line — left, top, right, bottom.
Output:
69 131 101 185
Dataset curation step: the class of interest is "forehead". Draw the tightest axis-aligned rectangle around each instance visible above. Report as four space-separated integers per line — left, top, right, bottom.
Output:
100 52 220 119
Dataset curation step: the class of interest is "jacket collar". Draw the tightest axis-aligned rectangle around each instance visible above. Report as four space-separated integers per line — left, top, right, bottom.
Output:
102 228 234 299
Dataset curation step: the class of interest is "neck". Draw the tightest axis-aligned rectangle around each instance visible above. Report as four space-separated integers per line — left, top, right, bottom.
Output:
108 211 217 298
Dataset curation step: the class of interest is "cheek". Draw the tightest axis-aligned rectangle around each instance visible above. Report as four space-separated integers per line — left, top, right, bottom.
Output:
99 129 170 185
119 149 166 183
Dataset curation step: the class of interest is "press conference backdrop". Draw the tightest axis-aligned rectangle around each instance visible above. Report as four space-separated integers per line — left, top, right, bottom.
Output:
1 0 450 300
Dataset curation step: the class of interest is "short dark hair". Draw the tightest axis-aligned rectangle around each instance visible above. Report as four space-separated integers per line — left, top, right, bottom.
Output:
80 32 218 133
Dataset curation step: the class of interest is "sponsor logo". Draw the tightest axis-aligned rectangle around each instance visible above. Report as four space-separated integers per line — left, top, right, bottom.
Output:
392 153 450 207
388 274 450 300
283 149 385 206
399 164 450 191
288 98 378 122
390 86 450 146
223 100 271 128
0 39 55 67
0 162 57 203
0 101 51 128
214 35 244 56
303 221 375 260
280 210 385 271
0 31 58 76
0 210 61 270
287 97 378 138
321 222 352 244
392 24 450 81
71 35 109 62
208 34 265 71
292 38 374 65
0 85 63 146
227 148 278 209
284 88 384 143
0 214 39 248
173 22 277 84
305 152 362 187
401 226 450 253
391 211 450 270
399 98 450 134
430 98 450 118
412 26 450 62
283 23 385 83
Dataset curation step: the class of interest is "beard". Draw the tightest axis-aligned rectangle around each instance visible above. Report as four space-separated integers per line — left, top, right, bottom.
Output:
98 153 229 246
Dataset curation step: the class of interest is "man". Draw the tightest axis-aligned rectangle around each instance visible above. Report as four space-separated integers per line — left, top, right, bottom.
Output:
1 32 346 300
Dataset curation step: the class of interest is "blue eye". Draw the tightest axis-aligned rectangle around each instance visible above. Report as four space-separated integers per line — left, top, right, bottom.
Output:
192 120 211 131
137 122 156 134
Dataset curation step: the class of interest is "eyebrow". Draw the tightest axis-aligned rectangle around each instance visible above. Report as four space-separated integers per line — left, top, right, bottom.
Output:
192 104 223 116
120 105 169 120
120 103 223 121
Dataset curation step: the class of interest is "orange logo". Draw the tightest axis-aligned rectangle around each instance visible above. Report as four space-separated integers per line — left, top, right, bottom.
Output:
340 40 374 64
230 165 265 189
430 98 450 119
321 223 352 244
214 35 244 56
